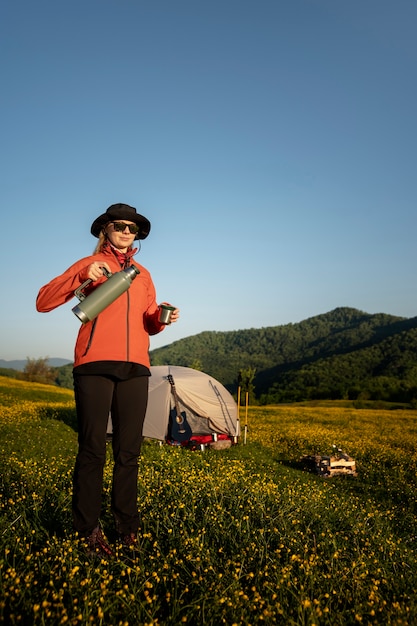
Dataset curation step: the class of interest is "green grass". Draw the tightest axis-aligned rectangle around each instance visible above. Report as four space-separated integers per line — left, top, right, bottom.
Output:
1 377 416 625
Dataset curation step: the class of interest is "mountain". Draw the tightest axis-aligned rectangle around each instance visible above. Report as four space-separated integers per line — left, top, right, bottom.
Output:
0 358 72 372
4 307 417 404
149 307 417 404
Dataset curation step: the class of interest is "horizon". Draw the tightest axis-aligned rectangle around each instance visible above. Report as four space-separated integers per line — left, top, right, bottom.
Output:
1 304 413 364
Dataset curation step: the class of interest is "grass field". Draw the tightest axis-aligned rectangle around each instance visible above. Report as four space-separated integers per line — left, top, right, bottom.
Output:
1 376 416 625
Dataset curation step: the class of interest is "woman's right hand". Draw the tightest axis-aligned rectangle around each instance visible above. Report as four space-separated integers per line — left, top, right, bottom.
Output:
87 262 112 281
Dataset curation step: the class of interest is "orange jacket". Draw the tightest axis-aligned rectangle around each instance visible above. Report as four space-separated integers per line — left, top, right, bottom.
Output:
36 247 165 368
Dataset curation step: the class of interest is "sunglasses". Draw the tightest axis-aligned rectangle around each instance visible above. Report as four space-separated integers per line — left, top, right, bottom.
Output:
111 222 140 234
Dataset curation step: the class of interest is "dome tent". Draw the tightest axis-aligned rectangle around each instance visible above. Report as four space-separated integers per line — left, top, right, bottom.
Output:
143 365 240 444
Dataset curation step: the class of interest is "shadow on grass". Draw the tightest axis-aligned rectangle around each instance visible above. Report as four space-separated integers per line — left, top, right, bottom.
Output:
38 405 78 431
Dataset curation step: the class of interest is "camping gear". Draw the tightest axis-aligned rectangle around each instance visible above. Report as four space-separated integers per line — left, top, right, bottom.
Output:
133 365 240 445
158 304 176 325
301 447 357 477
72 266 140 323
107 365 240 446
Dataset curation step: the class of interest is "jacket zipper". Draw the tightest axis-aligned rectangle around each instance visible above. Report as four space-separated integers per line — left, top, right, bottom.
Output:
126 290 130 361
83 319 97 357
123 256 131 362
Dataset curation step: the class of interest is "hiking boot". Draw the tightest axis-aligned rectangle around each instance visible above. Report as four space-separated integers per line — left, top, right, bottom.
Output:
118 532 139 557
84 527 114 559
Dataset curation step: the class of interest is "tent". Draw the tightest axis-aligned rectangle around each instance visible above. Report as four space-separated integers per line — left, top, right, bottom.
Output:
142 365 240 445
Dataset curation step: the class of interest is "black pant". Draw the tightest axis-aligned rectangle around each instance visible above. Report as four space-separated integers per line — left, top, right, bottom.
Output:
72 373 149 535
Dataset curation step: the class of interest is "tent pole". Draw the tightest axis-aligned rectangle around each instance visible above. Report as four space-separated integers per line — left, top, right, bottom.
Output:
236 385 241 442
244 390 249 444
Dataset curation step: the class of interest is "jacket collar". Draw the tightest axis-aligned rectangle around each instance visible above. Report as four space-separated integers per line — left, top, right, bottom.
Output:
104 242 138 267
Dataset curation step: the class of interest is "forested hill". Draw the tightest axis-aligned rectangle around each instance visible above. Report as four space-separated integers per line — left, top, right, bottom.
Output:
150 307 417 404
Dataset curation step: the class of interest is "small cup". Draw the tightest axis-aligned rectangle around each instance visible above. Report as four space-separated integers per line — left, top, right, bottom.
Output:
158 304 176 324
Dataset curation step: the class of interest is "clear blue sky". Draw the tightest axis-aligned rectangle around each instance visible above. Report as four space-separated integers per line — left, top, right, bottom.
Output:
1 0 416 362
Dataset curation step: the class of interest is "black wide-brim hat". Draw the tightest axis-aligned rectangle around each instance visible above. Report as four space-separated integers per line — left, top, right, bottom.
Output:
91 203 151 240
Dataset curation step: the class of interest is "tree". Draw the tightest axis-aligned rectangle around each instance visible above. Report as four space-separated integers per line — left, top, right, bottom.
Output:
238 367 257 404
23 357 56 385
55 364 74 389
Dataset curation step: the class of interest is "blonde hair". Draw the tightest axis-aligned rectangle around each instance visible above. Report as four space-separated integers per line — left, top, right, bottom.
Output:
93 231 108 254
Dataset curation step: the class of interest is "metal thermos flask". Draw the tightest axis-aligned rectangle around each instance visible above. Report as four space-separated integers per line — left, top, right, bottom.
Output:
72 265 140 324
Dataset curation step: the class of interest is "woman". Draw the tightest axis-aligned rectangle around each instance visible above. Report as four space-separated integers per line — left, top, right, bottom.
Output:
36 202 179 557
